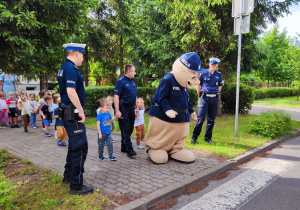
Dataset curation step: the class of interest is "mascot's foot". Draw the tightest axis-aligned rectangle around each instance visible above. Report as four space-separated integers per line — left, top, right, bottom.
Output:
170 149 195 163
148 149 168 164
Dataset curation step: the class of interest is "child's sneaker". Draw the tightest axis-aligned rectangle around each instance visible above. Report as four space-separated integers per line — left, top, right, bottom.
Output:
33 126 36 129
112 139 115 143
98 157 106 161
45 132 51 137
14 124 20 128
61 142 67 146
137 145 144 149
109 156 117 161
11 125 15 128
24 130 29 134
42 128 45 131
57 140 62 146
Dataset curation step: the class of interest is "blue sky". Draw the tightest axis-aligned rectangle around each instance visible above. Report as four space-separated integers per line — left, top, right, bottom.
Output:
266 3 300 38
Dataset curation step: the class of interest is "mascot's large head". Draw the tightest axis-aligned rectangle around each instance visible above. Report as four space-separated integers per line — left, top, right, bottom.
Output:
171 52 207 88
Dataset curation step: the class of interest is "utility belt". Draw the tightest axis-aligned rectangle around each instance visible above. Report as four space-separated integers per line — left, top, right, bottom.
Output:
152 103 188 114
200 92 219 98
59 103 79 121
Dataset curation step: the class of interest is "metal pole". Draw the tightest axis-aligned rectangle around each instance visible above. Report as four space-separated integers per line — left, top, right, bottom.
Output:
235 0 243 137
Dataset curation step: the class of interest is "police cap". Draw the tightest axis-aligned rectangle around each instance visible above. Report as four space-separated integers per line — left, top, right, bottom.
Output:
179 52 207 73
63 43 86 52
209 57 220 64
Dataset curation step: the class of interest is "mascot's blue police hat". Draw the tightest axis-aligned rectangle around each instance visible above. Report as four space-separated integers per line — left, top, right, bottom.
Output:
63 43 86 52
179 52 207 73
209 57 220 64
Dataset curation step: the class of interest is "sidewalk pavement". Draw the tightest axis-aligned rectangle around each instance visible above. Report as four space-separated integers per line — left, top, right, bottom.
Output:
1 119 299 210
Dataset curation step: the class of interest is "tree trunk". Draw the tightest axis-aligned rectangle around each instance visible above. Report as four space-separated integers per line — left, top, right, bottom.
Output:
217 93 222 117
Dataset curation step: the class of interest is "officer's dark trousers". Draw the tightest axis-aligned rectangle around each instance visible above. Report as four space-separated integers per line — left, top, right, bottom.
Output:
192 96 218 141
62 114 88 190
118 104 135 152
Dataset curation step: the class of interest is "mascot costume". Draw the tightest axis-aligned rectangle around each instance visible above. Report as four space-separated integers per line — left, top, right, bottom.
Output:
146 52 207 164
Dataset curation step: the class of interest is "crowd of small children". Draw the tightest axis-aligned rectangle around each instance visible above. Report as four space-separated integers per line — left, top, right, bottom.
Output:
0 90 146 162
0 89 67 146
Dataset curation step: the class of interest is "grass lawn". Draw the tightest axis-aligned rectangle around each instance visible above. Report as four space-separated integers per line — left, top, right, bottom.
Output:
86 109 300 159
254 96 300 108
0 148 118 209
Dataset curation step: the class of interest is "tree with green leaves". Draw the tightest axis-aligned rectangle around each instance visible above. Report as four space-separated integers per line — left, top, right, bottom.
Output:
0 0 96 76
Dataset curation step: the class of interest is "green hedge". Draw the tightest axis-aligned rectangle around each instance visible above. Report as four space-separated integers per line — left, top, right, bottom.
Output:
221 83 255 114
249 110 292 139
85 86 198 116
254 87 298 99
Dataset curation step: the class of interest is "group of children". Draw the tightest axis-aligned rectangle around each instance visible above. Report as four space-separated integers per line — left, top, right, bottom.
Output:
1 90 146 161
95 96 146 161
0 90 67 146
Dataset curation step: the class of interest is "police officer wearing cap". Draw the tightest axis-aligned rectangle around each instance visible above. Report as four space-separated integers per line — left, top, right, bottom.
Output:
191 57 223 145
114 64 138 157
57 43 94 195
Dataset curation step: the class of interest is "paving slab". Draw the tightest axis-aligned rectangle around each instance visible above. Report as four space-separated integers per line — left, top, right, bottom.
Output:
0 120 220 206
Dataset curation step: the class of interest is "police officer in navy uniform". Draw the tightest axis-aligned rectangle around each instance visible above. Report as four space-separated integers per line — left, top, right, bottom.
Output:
114 64 138 157
57 43 94 195
191 57 223 145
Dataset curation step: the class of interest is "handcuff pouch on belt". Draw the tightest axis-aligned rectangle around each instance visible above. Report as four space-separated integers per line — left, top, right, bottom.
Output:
200 92 219 99
59 103 75 120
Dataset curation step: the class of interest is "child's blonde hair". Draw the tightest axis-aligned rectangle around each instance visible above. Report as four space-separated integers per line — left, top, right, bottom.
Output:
99 99 111 107
57 97 61 103
53 93 60 104
0 91 4 97
137 97 144 102
8 91 15 96
107 96 114 101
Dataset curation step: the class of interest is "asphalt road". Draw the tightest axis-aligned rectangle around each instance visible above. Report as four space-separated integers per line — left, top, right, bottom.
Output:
249 104 300 121
169 136 300 210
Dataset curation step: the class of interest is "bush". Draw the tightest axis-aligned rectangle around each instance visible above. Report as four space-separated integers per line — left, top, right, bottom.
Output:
221 83 255 114
254 87 298 99
249 110 292 139
85 86 198 117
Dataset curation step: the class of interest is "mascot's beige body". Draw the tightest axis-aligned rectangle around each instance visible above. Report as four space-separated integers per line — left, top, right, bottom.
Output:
146 55 203 164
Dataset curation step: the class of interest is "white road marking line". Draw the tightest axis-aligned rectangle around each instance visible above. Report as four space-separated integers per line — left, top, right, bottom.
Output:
180 158 294 210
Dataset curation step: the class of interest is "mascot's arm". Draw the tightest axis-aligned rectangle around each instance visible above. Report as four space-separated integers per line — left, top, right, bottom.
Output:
158 78 172 112
157 78 178 118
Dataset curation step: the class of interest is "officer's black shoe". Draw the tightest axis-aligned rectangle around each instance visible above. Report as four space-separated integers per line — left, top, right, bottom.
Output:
69 185 94 195
121 148 128 153
127 150 137 157
205 140 215 144
62 178 70 184
190 139 197 144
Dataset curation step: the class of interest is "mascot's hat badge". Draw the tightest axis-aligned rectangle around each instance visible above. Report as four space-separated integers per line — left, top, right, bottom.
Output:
179 52 207 73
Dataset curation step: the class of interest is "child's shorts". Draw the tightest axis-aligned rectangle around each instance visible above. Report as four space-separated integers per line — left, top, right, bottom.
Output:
8 112 18 117
43 118 51 126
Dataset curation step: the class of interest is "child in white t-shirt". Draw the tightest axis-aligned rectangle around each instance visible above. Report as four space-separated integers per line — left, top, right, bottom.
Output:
134 98 145 149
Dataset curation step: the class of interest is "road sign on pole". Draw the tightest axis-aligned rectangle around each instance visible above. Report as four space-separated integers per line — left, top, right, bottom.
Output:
234 15 251 35
232 0 254 17
232 0 254 137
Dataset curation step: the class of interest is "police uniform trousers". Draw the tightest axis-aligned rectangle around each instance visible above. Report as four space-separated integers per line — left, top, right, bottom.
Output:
118 104 135 152
62 114 88 190
192 96 218 141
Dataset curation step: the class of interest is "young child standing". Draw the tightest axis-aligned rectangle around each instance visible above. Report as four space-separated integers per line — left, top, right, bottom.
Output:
18 93 31 134
96 98 117 161
134 98 145 149
107 96 116 142
29 93 37 128
53 97 67 146
6 91 20 128
0 92 9 126
35 90 46 130
41 95 52 137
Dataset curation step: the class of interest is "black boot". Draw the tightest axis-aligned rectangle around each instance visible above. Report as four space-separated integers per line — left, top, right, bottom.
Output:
190 139 197 144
